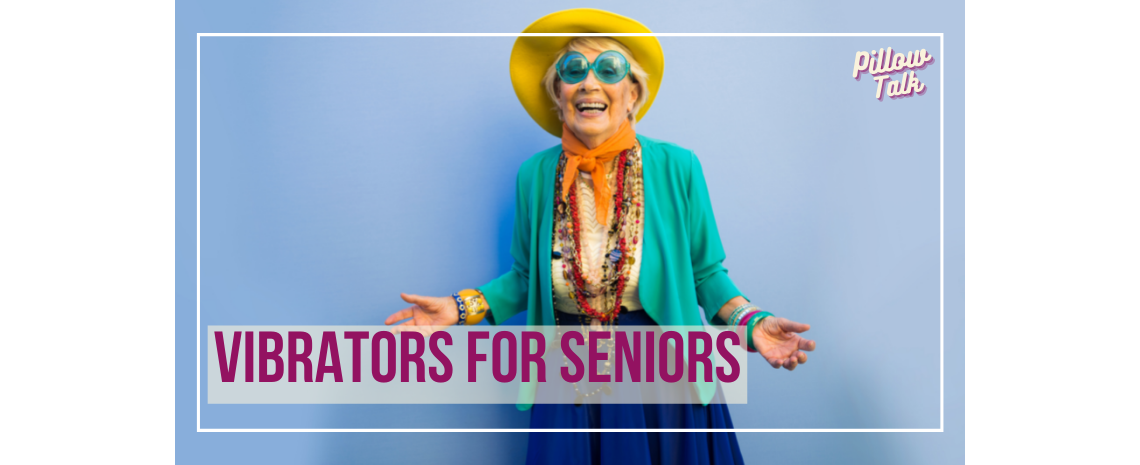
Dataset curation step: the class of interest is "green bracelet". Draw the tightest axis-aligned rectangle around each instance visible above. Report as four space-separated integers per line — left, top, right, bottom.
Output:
745 311 774 352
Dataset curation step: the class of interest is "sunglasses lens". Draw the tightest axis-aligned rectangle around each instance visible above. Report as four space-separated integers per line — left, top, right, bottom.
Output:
558 53 589 84
595 51 628 84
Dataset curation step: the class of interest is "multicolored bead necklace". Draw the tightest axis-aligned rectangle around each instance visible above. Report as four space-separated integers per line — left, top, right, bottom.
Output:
552 144 644 323
552 144 644 405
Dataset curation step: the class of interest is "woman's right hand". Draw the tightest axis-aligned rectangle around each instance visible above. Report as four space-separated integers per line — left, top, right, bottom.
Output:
384 293 460 333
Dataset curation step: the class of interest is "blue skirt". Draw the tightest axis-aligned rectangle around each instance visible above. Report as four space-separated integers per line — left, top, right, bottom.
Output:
525 310 745 465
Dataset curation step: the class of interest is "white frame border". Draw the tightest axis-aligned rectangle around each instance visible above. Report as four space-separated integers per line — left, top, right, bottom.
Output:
196 32 945 433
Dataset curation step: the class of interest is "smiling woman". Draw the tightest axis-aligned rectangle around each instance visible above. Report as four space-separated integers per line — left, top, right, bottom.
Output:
542 37 651 146
383 8 816 465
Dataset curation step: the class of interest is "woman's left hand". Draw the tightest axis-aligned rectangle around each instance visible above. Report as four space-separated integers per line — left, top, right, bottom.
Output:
752 317 816 371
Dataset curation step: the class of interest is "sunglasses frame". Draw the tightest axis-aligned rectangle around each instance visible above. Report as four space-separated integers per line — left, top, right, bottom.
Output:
556 50 631 85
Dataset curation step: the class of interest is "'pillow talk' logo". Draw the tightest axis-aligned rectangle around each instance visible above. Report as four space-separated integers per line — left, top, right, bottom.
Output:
852 48 934 100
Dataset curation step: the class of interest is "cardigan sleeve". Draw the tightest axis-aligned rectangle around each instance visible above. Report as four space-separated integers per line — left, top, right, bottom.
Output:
477 166 532 325
687 152 749 322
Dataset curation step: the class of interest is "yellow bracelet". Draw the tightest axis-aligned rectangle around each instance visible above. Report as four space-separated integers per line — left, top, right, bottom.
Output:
457 289 488 325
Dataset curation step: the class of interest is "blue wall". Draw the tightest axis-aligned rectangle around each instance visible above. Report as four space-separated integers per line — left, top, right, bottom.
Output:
178 1 964 463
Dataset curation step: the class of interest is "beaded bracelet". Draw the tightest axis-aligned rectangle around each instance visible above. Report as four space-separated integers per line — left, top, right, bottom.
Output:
744 311 774 352
452 293 468 325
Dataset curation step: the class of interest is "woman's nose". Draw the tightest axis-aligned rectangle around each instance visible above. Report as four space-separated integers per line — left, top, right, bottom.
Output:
578 70 602 91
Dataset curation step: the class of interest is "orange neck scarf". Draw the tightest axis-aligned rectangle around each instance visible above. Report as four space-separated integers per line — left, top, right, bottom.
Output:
560 120 638 225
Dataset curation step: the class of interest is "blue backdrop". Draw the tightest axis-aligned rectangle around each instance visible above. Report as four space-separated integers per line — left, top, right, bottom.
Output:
179 1 964 464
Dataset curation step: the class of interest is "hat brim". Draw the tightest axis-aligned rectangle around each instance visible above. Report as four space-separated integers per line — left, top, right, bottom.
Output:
510 9 664 138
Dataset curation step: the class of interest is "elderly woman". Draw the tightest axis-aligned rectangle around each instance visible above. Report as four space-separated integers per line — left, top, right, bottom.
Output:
385 8 815 464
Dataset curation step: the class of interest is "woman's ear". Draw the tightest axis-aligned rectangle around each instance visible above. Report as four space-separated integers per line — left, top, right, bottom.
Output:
628 81 640 114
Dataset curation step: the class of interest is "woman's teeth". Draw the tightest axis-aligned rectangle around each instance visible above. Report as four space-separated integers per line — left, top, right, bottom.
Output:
576 102 607 113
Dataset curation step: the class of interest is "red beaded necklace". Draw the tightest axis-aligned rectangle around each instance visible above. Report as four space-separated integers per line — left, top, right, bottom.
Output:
553 146 641 322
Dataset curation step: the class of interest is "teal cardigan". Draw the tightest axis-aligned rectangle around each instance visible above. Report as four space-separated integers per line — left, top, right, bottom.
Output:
478 135 748 407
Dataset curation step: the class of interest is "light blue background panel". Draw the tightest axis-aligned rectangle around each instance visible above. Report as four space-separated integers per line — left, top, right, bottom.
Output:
179 1 964 464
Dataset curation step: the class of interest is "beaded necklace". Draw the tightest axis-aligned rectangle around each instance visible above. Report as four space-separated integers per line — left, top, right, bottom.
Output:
552 144 644 405
553 144 643 323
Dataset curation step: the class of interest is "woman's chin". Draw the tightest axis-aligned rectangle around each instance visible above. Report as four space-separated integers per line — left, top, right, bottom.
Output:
568 121 615 139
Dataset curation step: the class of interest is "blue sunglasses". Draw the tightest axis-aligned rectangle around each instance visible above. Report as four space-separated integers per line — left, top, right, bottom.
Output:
556 50 631 85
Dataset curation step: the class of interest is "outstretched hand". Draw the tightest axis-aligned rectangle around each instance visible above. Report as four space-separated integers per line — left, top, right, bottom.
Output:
752 317 816 371
384 293 460 334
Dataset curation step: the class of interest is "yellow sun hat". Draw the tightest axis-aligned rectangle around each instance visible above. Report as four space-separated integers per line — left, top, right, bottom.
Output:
509 9 664 138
